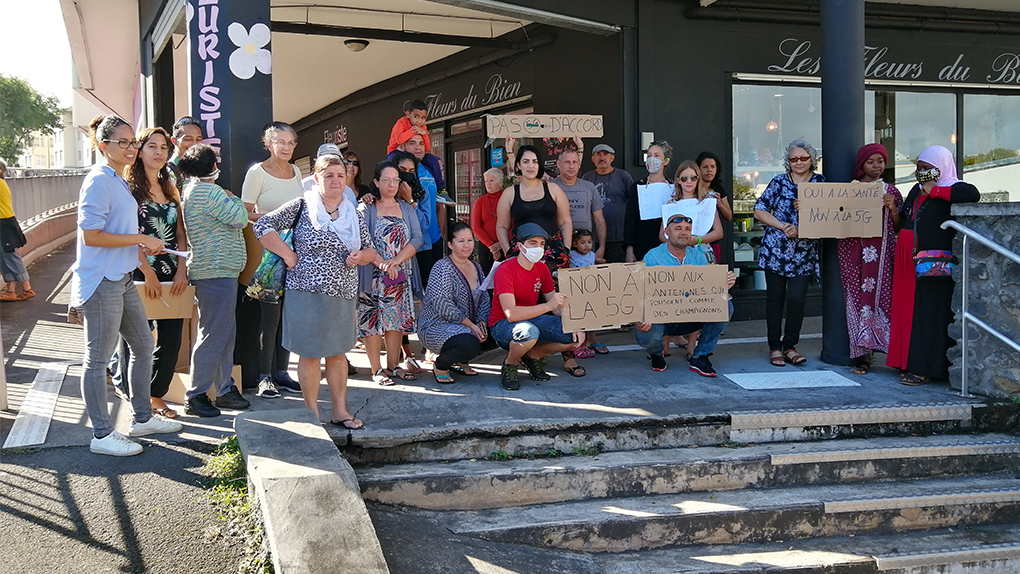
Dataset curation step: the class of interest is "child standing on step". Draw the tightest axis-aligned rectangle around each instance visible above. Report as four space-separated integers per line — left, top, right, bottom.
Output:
568 229 609 357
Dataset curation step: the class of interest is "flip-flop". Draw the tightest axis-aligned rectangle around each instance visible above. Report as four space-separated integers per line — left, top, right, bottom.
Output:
373 369 396 386
574 345 595 359
433 370 455 384
402 357 425 374
564 363 586 377
152 407 179 419
391 367 417 381
590 343 610 355
329 418 364 430
448 364 478 376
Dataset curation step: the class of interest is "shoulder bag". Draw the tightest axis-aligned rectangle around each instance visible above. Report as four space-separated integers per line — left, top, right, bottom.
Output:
247 200 304 303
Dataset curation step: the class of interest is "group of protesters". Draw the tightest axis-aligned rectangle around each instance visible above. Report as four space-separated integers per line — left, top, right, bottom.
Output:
67 98 978 455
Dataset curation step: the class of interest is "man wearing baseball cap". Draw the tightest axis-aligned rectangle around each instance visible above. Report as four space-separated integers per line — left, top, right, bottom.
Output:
635 214 736 376
582 143 633 263
488 223 585 390
301 143 357 205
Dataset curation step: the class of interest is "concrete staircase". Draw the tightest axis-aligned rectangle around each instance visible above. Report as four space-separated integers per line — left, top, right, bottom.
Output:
346 401 1020 573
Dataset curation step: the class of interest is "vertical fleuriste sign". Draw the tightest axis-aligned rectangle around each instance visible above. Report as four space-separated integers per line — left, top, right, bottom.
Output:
187 0 272 191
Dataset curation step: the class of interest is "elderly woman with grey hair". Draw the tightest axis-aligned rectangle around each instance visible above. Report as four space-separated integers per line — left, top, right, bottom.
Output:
753 139 825 368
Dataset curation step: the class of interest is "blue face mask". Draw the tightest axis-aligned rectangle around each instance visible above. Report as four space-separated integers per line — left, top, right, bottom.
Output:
915 167 940 185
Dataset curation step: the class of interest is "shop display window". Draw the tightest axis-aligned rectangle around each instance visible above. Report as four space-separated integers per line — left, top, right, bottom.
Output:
963 94 1020 202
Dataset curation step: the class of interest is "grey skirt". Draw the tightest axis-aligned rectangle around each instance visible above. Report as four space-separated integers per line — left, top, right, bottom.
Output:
282 290 358 358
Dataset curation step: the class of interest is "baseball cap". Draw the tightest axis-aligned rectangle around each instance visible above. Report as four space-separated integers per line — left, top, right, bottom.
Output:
515 223 549 241
316 143 342 158
592 144 615 154
666 214 693 226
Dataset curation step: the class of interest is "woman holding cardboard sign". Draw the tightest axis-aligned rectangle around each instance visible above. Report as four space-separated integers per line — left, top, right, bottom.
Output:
753 139 825 367
838 144 902 376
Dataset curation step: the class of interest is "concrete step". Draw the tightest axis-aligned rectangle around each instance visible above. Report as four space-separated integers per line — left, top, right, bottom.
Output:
592 524 1020 573
357 433 1020 510
338 401 1016 465
434 473 1020 552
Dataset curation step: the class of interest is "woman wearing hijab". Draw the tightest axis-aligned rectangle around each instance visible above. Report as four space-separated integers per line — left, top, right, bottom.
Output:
889 145 979 386
839 144 902 375
254 155 375 427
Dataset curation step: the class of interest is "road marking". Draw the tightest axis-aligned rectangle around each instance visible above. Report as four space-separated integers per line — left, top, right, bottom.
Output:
3 362 68 449
607 333 822 353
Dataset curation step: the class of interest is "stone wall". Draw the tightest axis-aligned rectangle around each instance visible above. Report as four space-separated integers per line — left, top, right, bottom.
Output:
947 202 1020 398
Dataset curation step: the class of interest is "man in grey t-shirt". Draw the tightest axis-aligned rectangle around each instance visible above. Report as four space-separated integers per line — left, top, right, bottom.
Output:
552 149 606 262
582 143 634 263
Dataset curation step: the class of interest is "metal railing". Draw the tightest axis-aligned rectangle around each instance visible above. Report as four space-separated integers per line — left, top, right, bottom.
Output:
941 220 1020 398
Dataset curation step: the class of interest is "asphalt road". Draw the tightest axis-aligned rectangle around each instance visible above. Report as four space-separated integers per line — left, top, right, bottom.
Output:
0 441 245 574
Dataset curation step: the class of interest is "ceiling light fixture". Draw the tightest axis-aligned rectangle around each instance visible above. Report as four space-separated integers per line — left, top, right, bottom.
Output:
344 39 369 52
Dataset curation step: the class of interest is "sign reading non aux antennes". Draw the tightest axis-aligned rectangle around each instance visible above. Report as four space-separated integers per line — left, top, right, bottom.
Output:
485 114 604 139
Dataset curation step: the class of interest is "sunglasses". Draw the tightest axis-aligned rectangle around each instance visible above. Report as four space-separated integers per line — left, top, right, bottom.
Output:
677 175 699 183
667 215 693 225
789 156 812 163
347 160 360 166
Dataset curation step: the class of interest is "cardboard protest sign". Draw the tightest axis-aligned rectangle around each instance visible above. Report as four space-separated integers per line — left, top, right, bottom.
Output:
559 262 645 332
661 197 717 236
643 264 730 324
637 182 674 220
486 114 604 139
797 181 885 238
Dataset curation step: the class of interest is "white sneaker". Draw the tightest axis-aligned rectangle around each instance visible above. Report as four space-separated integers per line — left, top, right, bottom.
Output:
256 376 280 398
91 431 143 456
129 415 184 437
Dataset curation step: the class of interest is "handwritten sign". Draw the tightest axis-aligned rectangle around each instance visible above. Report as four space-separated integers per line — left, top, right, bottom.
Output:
559 263 645 332
798 181 884 238
661 198 717 236
637 182 674 220
643 264 730 324
486 114 604 139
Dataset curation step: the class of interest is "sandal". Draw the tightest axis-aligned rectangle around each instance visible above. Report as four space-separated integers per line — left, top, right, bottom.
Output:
18 289 35 301
900 373 929 386
852 361 870 375
590 343 609 355
152 407 179 419
448 364 478 376
770 350 786 367
391 366 416 381
433 369 455 384
564 363 587 377
0 292 20 302
783 349 807 366
329 417 364 430
402 357 425 374
373 369 396 386
574 345 596 359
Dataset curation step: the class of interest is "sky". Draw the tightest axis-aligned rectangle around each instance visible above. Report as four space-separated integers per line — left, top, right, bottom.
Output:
0 0 73 107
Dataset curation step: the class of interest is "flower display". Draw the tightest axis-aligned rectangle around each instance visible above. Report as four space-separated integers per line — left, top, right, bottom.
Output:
228 22 271 80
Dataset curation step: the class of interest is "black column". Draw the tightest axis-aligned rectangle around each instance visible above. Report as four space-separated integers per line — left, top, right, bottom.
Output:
819 0 864 366
188 0 273 191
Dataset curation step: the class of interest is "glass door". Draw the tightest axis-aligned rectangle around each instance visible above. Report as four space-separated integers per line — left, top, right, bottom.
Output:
451 144 483 224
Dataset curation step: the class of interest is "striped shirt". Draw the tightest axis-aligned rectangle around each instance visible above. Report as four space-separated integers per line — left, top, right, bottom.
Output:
182 180 248 281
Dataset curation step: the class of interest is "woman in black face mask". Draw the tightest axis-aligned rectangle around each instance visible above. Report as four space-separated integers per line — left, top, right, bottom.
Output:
888 145 979 386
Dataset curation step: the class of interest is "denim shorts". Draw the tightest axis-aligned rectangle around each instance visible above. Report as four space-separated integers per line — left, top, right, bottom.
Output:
491 314 574 350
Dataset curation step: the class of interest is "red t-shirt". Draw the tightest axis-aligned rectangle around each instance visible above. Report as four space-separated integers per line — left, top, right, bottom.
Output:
488 257 554 327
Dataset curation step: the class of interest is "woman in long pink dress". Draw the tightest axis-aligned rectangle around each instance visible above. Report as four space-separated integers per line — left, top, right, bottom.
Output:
839 144 902 374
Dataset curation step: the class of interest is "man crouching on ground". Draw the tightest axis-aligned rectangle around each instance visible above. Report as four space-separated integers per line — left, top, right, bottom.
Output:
488 223 585 390
635 214 736 376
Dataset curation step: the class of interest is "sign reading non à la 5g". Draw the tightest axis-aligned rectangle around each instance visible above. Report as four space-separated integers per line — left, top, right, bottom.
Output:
485 114 604 139
797 181 885 238
559 263 645 332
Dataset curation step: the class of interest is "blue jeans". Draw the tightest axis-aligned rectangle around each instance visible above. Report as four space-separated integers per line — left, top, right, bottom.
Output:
80 274 154 437
189 278 238 399
491 314 573 350
636 301 733 359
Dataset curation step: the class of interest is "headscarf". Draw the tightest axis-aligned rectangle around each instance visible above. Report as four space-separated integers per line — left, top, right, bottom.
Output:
917 145 961 187
303 187 361 252
853 144 888 181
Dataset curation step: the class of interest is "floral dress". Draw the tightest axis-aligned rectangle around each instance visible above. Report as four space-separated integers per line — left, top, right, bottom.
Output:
754 172 825 279
358 215 415 336
132 199 180 282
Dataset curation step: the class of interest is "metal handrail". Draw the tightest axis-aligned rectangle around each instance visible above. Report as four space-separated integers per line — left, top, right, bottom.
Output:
940 220 1020 398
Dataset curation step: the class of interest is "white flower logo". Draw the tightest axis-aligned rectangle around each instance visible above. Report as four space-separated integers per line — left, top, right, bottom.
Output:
861 245 878 263
228 22 271 80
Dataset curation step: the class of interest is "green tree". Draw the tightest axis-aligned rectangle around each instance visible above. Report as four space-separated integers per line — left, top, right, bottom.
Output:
0 75 63 165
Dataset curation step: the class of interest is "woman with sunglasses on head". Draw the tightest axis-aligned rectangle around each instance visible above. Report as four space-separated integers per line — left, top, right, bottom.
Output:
754 139 824 368
71 115 182 457
241 122 304 396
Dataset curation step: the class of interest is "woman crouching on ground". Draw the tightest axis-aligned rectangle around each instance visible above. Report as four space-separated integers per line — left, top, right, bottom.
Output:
254 155 375 429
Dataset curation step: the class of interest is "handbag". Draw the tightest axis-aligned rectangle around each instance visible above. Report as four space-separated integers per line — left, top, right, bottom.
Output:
0 216 27 253
246 200 303 303
914 249 957 277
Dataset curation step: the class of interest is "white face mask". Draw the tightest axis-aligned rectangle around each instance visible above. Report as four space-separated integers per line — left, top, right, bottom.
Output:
645 156 663 174
522 245 544 263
